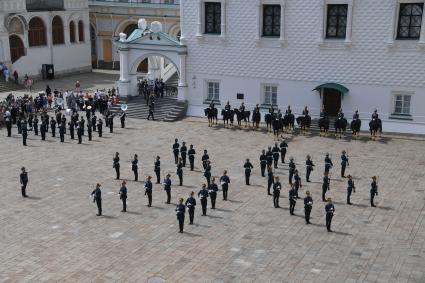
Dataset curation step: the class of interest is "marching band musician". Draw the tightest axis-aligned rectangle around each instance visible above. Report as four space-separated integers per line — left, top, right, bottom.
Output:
180 142 187 167
198 184 209 216
173 139 180 164
21 120 28 146
97 118 103 137
322 172 330 202
272 143 280 169
341 150 349 178
304 191 313 224
91 114 97 132
208 177 219 209
260 150 267 177
33 115 39 136
324 153 333 174
204 160 212 186
370 176 378 207
120 110 126 128
305 155 314 182
244 158 254 185
185 191 196 224
279 139 288 164
325 198 335 232
188 145 196 171
20 167 29 197
267 166 274 195
163 174 172 204
202 149 209 170
119 181 127 212
288 157 296 185
293 170 302 199
347 175 355 205
177 157 183 186
59 122 65 142
289 184 297 215
108 113 114 133
132 154 139 181
50 117 56 137
40 117 47 140
87 121 93 141
175 198 186 233
77 120 83 144
91 183 102 216
273 176 282 208
144 176 153 207
220 170 230 201
113 152 120 180
266 147 273 168
80 117 85 136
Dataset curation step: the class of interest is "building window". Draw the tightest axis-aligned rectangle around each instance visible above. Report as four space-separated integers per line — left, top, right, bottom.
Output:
394 95 411 115
28 17 46 46
262 5 281 37
207 81 220 100
326 4 348 39
205 2 221 34
123 23 138 37
70 21 76 43
264 85 277 105
52 16 64 45
78 20 85 42
397 3 423 39
9 35 25 63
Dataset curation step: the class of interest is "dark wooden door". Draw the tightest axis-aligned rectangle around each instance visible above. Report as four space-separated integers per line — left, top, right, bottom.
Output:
323 89 341 116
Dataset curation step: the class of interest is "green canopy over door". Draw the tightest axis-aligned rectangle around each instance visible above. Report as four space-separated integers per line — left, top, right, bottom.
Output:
313 83 349 94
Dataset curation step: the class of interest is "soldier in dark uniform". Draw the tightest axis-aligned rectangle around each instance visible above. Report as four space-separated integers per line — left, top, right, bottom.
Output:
4 111 12 137
202 150 209 169
77 121 83 144
180 142 187 167
260 150 267 177
50 117 56 137
20 167 28 197
220 170 230 201
304 191 313 224
267 166 274 195
21 121 28 146
305 155 314 182
289 184 297 215
163 174 172 204
91 114 97 131
91 183 102 216
370 176 378 207
198 184 209 216
59 122 65 142
119 181 127 212
97 118 103 137
154 156 161 184
69 121 75 139
175 198 186 233
172 139 180 164
33 115 39 136
288 157 296 185
225 101 231 111
204 161 212 186
347 175 355 205
177 158 183 186
185 191 196 224
40 118 46 140
120 110 126 128
266 147 273 168
188 145 196 171
132 154 138 181
293 170 302 198
113 152 120 179
280 139 288 163
244 158 254 185
147 103 154 120
105 111 110 127
340 150 349 178
144 176 153 207
325 198 335 232
208 177 219 209
324 153 333 174
80 117 85 136
108 114 114 133
272 143 280 169
17 118 22 134
87 121 92 141
322 172 330 202
273 176 281 208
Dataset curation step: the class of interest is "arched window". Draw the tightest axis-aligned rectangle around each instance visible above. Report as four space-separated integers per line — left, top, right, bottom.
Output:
70 21 76 43
137 58 149 73
28 17 46 46
78 20 84 42
52 16 64 45
9 35 25 63
123 23 138 37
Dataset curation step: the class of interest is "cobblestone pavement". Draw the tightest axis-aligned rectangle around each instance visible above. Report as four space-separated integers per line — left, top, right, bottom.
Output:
1 76 425 283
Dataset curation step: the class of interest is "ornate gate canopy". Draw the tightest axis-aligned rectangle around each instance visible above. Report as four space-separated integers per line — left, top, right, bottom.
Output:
117 19 188 101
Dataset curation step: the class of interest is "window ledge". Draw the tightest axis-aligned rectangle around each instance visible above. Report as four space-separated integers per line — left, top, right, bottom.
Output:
256 37 287 48
387 40 425 51
196 34 226 43
389 114 413 121
318 39 352 50
203 99 221 105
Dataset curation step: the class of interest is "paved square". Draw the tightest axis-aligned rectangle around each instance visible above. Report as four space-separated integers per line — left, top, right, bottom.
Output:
1 75 425 282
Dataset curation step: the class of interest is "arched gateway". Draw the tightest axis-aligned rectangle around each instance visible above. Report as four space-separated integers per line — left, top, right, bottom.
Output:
117 19 188 101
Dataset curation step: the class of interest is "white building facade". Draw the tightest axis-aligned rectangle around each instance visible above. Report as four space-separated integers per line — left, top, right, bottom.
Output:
0 0 92 79
179 0 425 134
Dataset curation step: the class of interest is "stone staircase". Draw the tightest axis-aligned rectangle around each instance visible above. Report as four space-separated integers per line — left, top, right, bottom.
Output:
0 79 24 93
111 95 188 122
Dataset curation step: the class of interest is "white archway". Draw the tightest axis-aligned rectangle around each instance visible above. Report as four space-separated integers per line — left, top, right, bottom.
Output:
117 20 187 101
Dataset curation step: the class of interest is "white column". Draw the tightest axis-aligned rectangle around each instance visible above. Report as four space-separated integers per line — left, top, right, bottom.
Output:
317 2 325 44
344 2 353 45
419 5 425 45
387 2 397 46
196 0 203 37
179 0 186 42
279 1 286 44
220 0 226 39
64 24 70 45
255 3 261 42
177 53 188 101
119 48 129 82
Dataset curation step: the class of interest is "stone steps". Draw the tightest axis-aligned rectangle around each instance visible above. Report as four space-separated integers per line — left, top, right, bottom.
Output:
0 79 24 93
110 96 187 122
